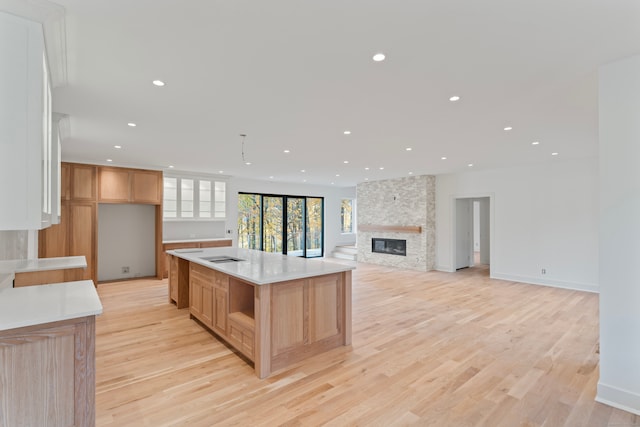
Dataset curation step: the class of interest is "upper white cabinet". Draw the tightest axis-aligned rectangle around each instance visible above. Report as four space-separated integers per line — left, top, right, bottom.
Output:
0 11 57 230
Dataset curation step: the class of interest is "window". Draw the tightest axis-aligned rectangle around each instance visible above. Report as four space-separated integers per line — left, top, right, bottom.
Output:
341 199 354 233
163 174 226 220
238 193 323 257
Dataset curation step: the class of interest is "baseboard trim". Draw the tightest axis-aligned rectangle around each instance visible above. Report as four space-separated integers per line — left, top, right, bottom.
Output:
596 382 640 416
490 272 598 293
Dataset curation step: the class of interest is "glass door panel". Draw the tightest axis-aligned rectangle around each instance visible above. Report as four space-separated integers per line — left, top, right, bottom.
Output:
306 197 323 257
238 194 262 249
286 197 305 256
263 196 283 253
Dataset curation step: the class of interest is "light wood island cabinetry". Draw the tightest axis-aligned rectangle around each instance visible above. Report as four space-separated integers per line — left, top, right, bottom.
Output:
169 247 354 378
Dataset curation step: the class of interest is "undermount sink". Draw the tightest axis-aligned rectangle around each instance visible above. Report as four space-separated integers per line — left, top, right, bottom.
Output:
200 255 245 263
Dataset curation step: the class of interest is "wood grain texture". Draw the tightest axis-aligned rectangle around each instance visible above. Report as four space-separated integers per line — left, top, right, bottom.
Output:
93 264 640 426
0 316 96 427
358 224 422 233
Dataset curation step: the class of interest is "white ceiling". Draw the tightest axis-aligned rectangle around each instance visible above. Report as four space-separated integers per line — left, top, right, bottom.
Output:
50 0 640 187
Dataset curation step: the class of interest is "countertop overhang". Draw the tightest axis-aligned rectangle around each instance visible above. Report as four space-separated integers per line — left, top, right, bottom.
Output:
0 255 87 274
0 280 103 331
167 247 354 285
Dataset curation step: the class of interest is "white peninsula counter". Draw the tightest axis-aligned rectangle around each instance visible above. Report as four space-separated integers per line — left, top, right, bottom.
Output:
0 280 102 426
167 247 355 378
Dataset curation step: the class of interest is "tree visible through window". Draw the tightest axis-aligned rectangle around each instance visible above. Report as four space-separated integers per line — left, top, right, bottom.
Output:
341 199 353 233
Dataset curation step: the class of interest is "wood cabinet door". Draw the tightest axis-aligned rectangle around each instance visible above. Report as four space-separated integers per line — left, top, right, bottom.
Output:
308 274 342 343
131 170 162 204
190 279 203 319
70 164 97 201
98 167 130 202
201 283 214 328
69 202 96 281
60 162 70 200
38 202 68 258
213 287 228 336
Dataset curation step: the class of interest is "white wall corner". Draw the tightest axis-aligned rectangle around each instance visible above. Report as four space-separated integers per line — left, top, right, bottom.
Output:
596 383 640 416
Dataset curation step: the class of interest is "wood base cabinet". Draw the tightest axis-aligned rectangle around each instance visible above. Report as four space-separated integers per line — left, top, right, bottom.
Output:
0 316 96 427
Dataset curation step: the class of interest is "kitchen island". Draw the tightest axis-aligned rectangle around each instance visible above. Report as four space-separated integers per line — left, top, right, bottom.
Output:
167 247 354 378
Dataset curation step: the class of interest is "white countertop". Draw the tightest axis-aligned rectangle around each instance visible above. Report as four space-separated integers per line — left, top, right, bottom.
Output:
0 256 87 274
167 247 355 285
163 237 232 244
0 280 103 331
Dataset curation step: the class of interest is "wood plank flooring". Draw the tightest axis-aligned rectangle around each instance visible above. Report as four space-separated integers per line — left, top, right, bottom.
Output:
95 262 639 426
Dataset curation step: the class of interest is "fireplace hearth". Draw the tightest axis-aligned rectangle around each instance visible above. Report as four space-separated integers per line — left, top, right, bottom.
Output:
371 238 407 256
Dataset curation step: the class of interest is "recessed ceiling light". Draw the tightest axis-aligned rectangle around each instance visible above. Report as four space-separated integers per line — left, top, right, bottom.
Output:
373 53 386 62
551 152 559 156
284 149 290 153
127 122 136 127
245 162 251 165
441 156 447 160
379 167 384 170
269 176 274 179
114 145 121 149
532 141 540 145
169 165 174 168
331 182 335 185
365 167 370 171
504 126 513 131
343 130 351 135
343 160 349 164
300 169 306 173
218 170 224 174
365 178 369 181
449 96 460 102
408 172 413 175
152 80 165 87
406 147 412 151
468 163 474 167
336 174 340 177
106 159 113 162
303 179 307 183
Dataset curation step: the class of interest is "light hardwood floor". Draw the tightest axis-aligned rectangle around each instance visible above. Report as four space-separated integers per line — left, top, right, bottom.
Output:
95 262 639 426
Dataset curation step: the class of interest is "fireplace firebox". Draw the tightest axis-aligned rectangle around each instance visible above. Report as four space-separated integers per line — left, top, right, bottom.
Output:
371 238 407 256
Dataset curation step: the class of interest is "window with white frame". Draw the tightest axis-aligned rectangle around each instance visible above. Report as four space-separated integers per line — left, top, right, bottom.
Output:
163 174 226 220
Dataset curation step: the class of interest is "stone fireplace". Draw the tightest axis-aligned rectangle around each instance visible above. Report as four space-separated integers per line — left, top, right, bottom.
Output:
356 175 435 271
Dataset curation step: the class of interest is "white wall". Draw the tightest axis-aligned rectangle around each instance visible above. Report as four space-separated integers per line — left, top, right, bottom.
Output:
226 177 356 256
597 54 640 415
436 157 599 292
98 204 156 281
163 220 226 241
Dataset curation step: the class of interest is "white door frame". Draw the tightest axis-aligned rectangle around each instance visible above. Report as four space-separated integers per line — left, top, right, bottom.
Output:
450 193 495 276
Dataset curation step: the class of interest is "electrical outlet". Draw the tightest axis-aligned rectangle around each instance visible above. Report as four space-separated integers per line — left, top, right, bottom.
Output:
122 266 130 274
541 268 546 275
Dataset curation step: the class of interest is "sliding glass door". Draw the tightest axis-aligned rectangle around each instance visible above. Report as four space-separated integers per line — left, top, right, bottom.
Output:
286 197 305 256
263 196 283 253
238 193 323 257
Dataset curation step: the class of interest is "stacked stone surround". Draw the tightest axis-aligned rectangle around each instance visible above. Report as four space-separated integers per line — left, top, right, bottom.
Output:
356 175 435 271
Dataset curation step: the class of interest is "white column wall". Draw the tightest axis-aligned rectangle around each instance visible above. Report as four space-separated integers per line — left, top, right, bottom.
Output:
596 54 640 414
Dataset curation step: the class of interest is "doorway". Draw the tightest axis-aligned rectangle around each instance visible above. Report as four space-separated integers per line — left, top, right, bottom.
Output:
454 196 491 270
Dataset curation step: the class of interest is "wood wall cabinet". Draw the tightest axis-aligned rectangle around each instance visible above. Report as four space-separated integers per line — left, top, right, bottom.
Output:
0 316 96 427
98 167 162 204
39 162 164 284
